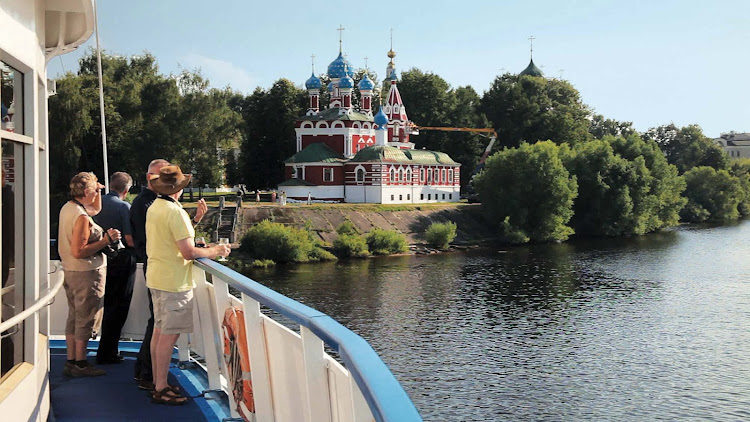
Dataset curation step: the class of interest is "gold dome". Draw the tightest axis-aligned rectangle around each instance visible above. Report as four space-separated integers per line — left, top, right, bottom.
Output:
387 49 396 59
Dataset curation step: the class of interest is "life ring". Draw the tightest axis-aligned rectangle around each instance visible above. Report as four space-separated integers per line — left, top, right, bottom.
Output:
222 306 256 420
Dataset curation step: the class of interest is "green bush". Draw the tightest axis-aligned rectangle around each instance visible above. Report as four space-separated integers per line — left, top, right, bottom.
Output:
251 259 276 268
681 166 743 222
365 228 408 255
332 234 370 258
240 220 333 263
336 219 360 236
424 221 457 250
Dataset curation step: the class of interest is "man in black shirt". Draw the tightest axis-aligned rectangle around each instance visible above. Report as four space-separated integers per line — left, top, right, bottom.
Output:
130 159 168 388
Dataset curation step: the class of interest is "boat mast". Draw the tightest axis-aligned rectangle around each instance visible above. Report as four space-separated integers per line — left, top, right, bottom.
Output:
93 0 109 191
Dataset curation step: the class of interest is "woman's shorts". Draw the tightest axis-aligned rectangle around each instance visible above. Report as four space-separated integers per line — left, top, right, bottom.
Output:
150 288 194 335
63 268 106 340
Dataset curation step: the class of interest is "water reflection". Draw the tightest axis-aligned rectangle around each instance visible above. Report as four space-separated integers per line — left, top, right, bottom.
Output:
244 222 750 421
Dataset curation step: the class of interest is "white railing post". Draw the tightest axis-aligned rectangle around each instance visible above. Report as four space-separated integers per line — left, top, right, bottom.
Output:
176 334 190 364
301 326 332 422
241 293 275 422
210 276 240 419
192 266 222 390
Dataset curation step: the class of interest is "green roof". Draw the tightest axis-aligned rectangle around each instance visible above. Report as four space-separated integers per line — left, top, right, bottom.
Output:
350 145 459 165
284 143 345 164
278 178 316 186
519 59 544 77
298 107 373 122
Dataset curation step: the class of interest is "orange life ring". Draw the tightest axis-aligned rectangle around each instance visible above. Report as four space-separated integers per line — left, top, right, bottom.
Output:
222 306 256 420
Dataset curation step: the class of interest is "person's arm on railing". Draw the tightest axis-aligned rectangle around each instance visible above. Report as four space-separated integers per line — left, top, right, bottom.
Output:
176 237 230 261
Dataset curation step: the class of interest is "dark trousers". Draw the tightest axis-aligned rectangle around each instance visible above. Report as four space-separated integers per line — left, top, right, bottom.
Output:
134 263 154 381
97 250 136 360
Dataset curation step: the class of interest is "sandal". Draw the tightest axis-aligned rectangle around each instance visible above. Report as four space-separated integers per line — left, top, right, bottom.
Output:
151 387 188 405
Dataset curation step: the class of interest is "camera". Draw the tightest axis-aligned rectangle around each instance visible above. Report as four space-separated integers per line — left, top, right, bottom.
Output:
101 237 125 259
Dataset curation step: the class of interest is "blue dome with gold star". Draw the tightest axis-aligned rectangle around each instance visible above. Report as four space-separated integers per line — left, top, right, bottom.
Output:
305 72 322 90
327 53 355 79
358 74 374 91
339 74 354 89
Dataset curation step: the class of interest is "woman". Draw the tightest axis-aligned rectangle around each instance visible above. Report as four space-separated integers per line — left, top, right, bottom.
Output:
58 172 121 377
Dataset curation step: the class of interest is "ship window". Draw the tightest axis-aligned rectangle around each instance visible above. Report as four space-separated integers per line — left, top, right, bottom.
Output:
323 168 334 182
1 62 25 135
1 139 26 378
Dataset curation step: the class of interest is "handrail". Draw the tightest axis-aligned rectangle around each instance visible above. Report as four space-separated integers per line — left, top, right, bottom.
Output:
0 268 64 333
194 258 422 422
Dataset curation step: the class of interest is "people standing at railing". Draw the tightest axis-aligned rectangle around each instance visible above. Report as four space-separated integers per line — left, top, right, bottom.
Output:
146 165 230 405
130 158 170 390
93 172 136 365
58 172 122 377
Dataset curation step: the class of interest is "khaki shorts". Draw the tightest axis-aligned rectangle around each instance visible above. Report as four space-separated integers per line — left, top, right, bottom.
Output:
64 268 106 340
150 288 194 335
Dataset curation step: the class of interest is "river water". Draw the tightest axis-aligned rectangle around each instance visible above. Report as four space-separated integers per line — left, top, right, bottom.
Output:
245 220 750 421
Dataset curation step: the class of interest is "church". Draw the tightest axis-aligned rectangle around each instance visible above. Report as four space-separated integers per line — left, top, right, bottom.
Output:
277 42 461 204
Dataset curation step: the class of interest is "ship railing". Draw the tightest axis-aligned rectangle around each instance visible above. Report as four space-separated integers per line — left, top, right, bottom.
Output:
0 264 61 336
185 258 422 422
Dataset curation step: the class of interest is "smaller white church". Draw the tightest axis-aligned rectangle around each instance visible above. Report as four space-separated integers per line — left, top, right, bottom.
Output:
714 132 750 159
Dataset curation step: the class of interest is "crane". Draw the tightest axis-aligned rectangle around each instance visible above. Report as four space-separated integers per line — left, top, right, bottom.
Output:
413 125 497 180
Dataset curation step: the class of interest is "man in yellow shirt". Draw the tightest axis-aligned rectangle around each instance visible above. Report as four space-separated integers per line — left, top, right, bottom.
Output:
146 165 230 405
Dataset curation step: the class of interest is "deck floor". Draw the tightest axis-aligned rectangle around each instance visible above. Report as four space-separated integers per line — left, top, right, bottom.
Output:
49 340 230 421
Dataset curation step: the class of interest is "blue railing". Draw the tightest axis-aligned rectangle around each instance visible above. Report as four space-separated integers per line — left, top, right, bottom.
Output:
194 258 422 422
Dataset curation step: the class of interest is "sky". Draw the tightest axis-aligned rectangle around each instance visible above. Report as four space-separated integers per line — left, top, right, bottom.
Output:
49 0 749 138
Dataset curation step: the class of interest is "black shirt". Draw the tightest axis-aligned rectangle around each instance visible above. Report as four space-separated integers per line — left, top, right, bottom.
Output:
129 187 157 263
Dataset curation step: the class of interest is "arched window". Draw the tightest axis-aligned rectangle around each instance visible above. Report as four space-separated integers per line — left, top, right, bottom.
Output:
398 168 403 183
442 169 446 184
420 168 425 183
302 121 313 129
448 169 453 183
390 168 396 183
406 169 412 184
356 168 365 183
428 168 433 183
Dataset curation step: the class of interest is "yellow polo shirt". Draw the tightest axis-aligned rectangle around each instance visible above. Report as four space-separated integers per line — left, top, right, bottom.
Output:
145 197 195 292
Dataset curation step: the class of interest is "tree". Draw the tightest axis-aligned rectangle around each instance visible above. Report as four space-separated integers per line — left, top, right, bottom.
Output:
606 134 686 232
681 167 743 222
563 136 686 237
645 124 729 173
588 114 635 139
473 141 577 243
730 158 750 216
398 68 489 187
239 79 307 189
480 74 591 148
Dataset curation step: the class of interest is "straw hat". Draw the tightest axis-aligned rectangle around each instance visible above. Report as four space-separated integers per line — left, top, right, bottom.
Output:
150 165 191 195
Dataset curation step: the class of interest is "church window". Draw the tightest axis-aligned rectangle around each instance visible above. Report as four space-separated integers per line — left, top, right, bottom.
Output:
428 194 431 200
421 194 424 200
291 167 298 179
428 168 433 183
406 169 412 184
442 194 446 200
399 195 403 200
391 195 394 201
356 168 365 183
398 168 403 182
420 168 425 183
449 169 453 182
407 194 410 200
323 168 334 182
390 168 396 183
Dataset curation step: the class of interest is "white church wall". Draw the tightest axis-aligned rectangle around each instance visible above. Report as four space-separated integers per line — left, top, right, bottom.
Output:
280 185 344 200
345 185 382 203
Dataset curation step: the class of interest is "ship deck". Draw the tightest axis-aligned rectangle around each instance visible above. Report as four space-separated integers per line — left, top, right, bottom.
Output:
48 340 231 421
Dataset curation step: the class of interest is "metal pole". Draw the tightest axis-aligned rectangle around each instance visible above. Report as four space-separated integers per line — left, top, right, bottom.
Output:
94 0 109 191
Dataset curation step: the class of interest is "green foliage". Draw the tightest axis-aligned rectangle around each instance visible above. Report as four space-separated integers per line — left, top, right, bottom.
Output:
239 79 307 189
480 74 591 148
332 234 370 258
564 135 686 236
645 124 729 173
424 221 457 250
398 69 490 187
336 219 360 236
474 141 577 243
730 159 750 216
365 228 408 255
589 114 635 139
681 167 743 222
251 259 276 268
239 220 331 263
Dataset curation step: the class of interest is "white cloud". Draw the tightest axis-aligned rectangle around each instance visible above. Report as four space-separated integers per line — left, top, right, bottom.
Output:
180 53 256 93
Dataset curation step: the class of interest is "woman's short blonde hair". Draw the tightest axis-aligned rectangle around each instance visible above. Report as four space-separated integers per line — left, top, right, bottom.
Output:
69 172 98 199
